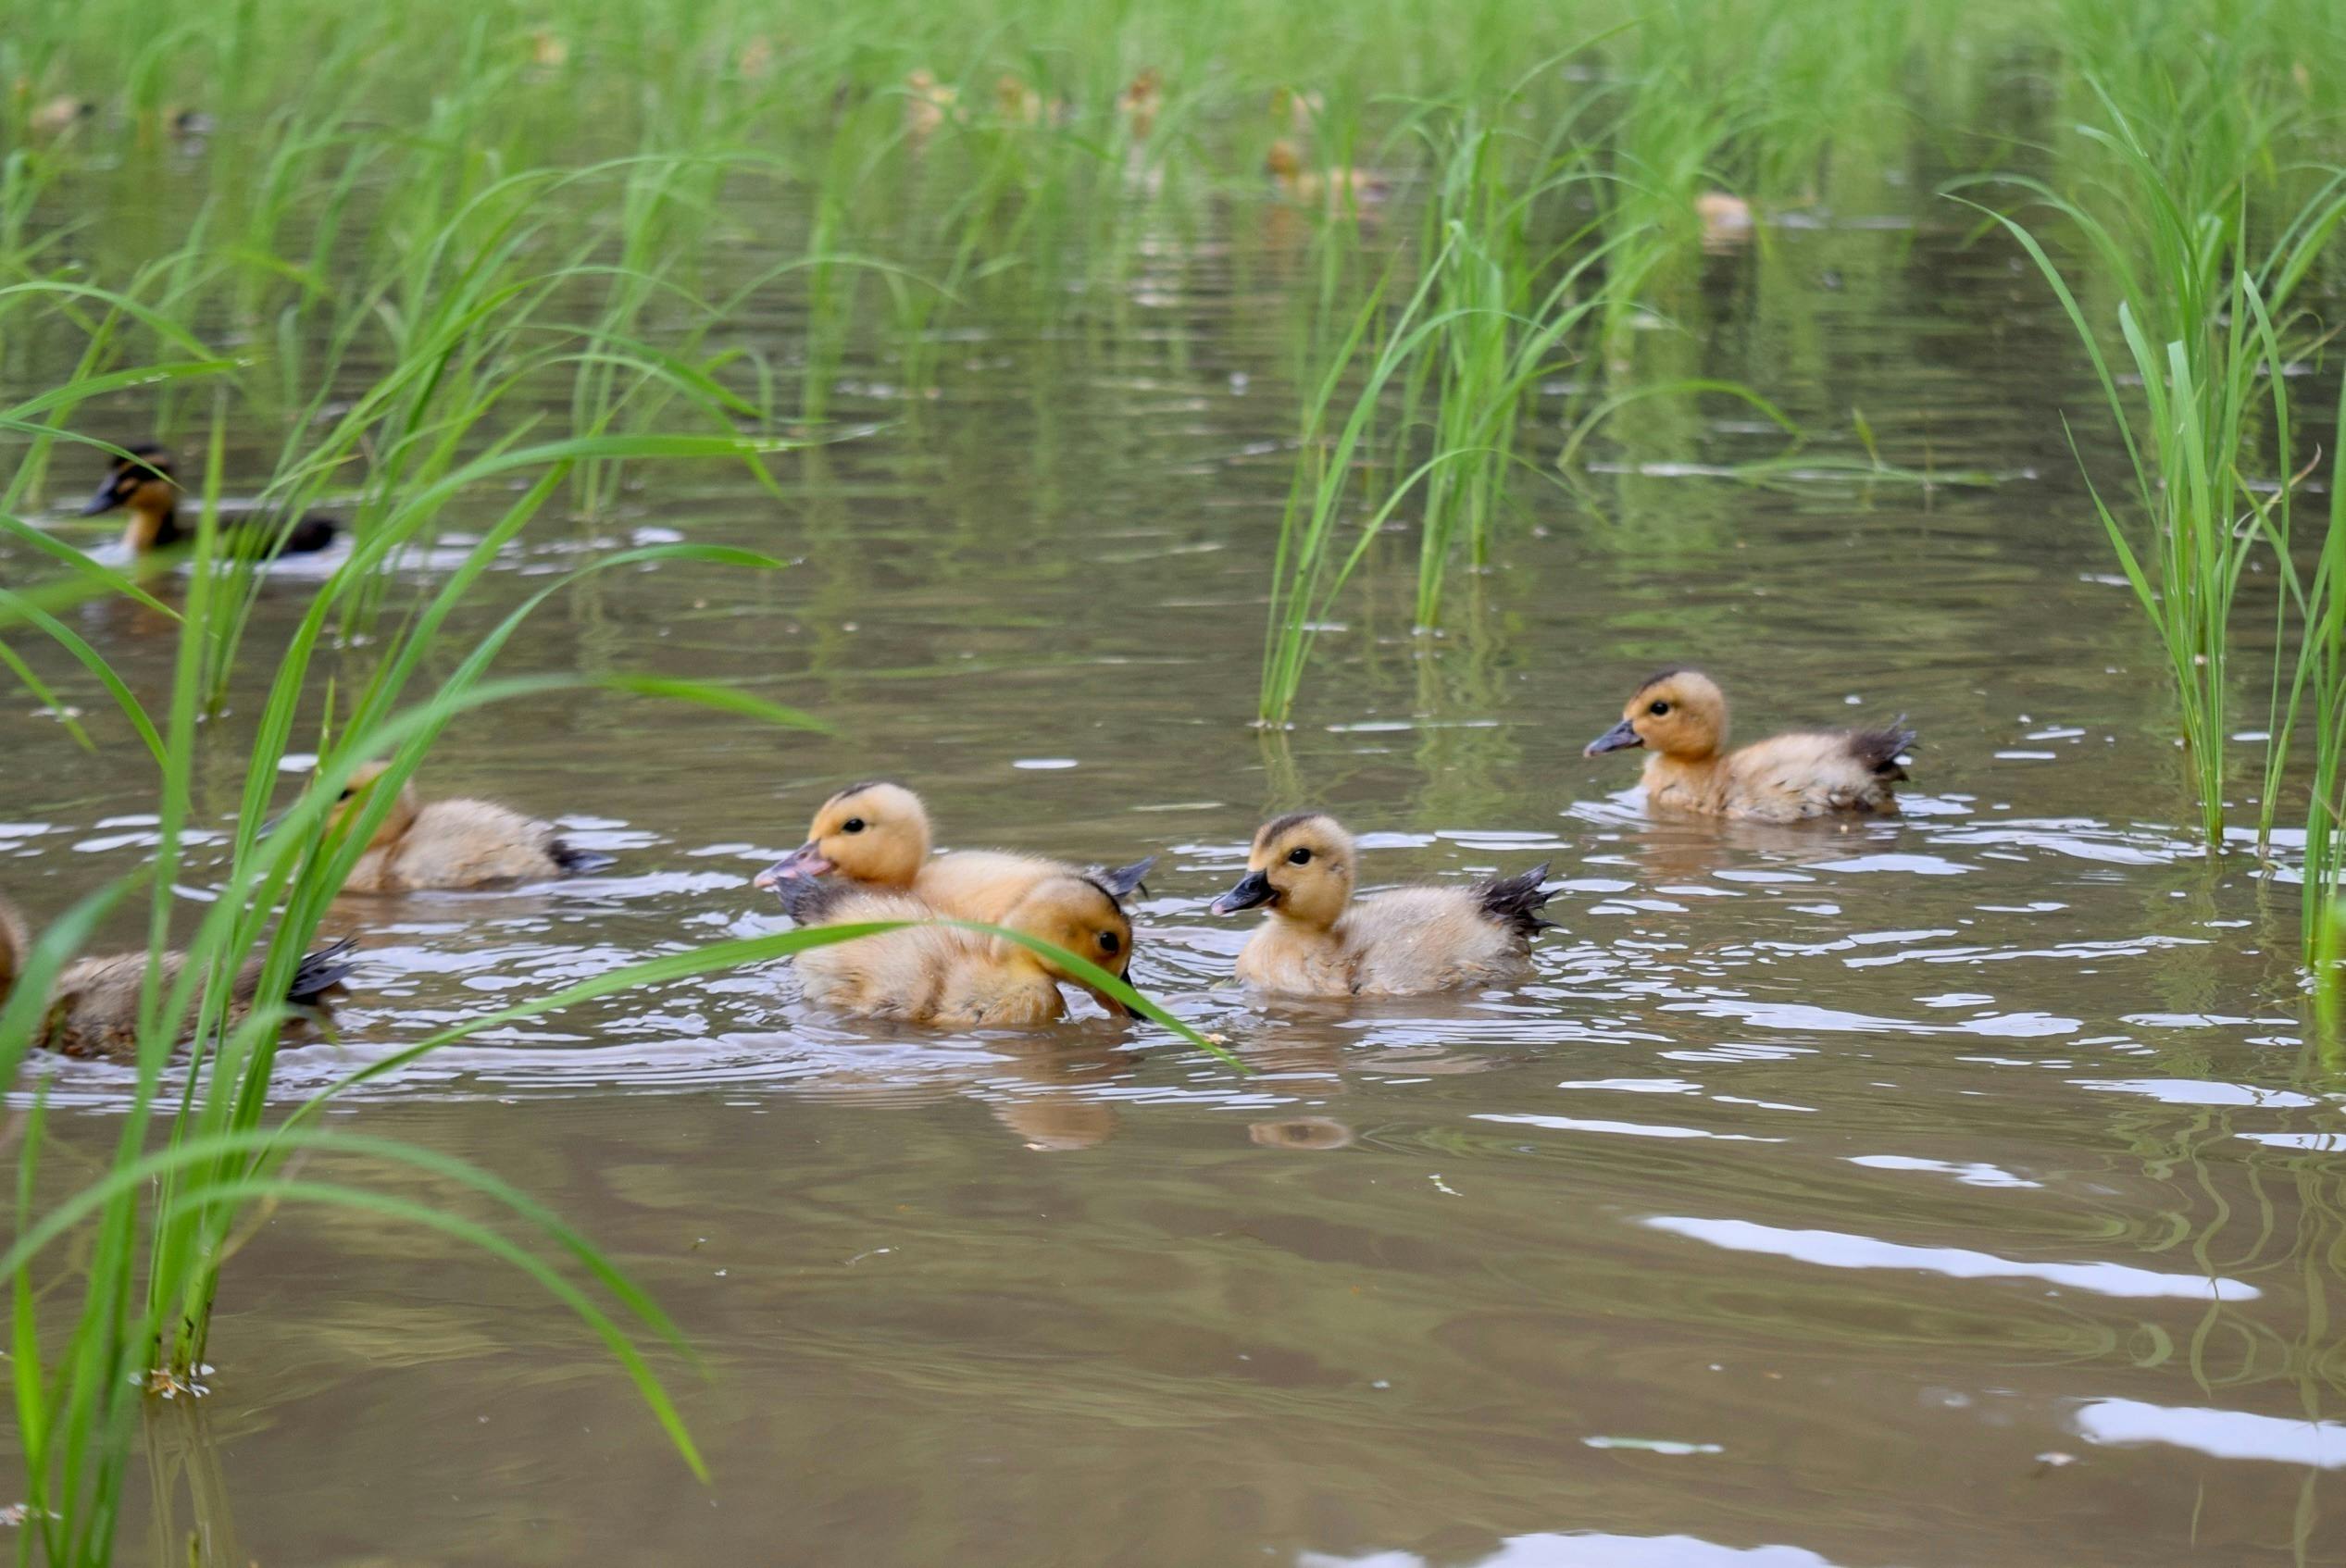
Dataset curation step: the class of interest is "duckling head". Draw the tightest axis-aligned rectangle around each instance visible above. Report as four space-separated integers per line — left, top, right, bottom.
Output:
1265 138 1304 180
999 872 1136 1017
1585 667 1729 761
80 444 179 546
1209 812 1356 930
755 780 930 891
329 761 422 852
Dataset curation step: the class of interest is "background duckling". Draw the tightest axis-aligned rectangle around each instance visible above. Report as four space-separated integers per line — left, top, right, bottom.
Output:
1208 813 1552 996
1265 138 1388 206
1583 666 1915 821
79 444 340 558
753 780 1153 925
326 762 614 893
780 871 1137 1027
0 894 354 1062
1119 68 1162 139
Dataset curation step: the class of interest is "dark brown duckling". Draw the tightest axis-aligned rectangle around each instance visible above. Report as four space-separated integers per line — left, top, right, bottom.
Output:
79 444 340 558
0 895 354 1062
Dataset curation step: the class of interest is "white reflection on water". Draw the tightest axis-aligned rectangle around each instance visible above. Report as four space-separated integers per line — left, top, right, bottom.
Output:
2075 1399 2346 1469
1302 1534 1843 1567
1646 1217 2259 1300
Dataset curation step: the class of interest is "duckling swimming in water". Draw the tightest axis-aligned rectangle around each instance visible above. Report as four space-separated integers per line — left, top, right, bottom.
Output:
1208 814 1552 996
0 895 354 1062
753 780 1154 925
324 762 614 893
1583 667 1915 822
779 870 1137 1027
1265 139 1388 206
79 445 340 558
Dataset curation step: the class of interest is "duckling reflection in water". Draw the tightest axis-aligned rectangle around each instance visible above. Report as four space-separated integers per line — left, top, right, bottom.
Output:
1584 667 1915 822
778 870 1138 1027
320 762 614 893
78 445 339 558
754 780 1153 924
0 896 353 1062
1209 814 1553 996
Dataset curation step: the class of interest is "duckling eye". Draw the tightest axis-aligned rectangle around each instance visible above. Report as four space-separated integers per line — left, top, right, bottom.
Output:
336 789 353 802
1287 847 1312 865
1098 930 1120 954
1648 700 1672 716
841 817 866 833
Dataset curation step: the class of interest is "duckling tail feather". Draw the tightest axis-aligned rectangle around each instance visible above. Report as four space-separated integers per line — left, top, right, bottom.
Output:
551 840 617 875
1476 863 1556 941
288 938 358 1003
1850 724 1917 780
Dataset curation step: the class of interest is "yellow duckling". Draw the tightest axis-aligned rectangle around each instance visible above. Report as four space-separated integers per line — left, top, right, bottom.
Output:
28 94 95 138
79 445 340 558
1208 814 1553 996
903 68 958 138
1583 667 1915 821
781 872 1137 1027
0 895 353 1062
753 780 1153 924
325 763 615 893
1266 139 1388 206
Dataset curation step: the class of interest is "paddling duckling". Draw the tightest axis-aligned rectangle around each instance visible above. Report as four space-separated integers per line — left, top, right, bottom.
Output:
1266 139 1388 206
780 872 1137 1027
324 763 614 893
79 445 340 558
904 68 959 138
1209 814 1553 996
753 780 1154 925
1119 68 1162 139
0 895 353 1062
1583 667 1915 822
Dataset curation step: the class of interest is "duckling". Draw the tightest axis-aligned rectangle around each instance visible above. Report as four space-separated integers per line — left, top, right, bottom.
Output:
325 763 614 893
1583 667 1915 822
1119 68 1162 139
753 780 1154 925
1695 190 1756 252
0 895 353 1063
1266 139 1388 206
993 74 1054 127
78 445 340 558
903 68 958 138
1208 814 1553 996
28 95 95 138
780 872 1136 1027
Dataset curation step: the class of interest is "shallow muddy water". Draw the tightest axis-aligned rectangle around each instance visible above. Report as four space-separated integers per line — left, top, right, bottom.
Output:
8 175 2346 1565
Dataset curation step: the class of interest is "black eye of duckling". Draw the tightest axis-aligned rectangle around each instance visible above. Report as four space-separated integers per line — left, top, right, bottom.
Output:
842 817 866 833
1098 930 1120 954
337 788 353 802
1648 700 1672 716
1288 847 1312 865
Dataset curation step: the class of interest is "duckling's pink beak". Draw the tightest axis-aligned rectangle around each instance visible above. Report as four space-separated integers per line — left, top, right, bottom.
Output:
753 841 832 891
1584 717 1643 756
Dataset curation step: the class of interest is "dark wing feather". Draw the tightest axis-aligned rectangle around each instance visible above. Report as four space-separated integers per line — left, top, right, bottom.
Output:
778 876 859 925
1474 862 1556 941
551 839 616 875
1848 725 1916 780
287 938 358 1003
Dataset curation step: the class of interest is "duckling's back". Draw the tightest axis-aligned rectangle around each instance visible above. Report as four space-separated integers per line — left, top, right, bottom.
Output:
792 886 1065 1026
381 799 569 890
1724 728 1912 821
912 850 1067 924
1339 885 1536 994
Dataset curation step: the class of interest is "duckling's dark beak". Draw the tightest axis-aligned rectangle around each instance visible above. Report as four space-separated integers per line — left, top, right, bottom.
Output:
78 476 127 516
1092 986 1138 1019
1584 717 1643 756
1208 868 1278 915
752 841 832 891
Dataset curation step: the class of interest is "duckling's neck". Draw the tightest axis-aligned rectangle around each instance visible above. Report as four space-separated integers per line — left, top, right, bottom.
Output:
122 499 181 554
1642 752 1730 810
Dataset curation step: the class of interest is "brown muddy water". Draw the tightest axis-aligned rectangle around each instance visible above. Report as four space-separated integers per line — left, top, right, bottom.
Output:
7 193 2346 1565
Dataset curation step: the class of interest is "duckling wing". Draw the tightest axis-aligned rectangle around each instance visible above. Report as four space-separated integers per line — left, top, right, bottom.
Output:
1344 888 1530 993
1728 730 1909 820
48 951 186 1059
390 800 569 888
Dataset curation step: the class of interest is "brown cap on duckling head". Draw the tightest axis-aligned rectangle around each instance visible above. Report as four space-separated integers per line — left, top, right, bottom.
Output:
1208 811 1357 929
1584 667 1729 762
79 443 177 518
755 780 931 892
327 760 422 852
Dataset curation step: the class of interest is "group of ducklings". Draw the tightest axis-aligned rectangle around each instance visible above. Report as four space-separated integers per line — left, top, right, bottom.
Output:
0 664 1915 1057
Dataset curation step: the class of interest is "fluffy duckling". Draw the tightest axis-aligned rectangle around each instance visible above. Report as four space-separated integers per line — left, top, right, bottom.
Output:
904 68 959 138
1583 667 1915 822
325 763 614 893
28 94 95 138
0 896 353 1063
753 780 1153 925
1119 68 1162 139
1695 190 1756 251
79 445 340 558
780 872 1137 1027
1266 139 1388 206
1208 814 1552 996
